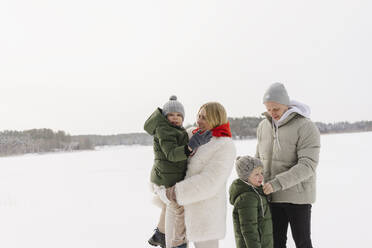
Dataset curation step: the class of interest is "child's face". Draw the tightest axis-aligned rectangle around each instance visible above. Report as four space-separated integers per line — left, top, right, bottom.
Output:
247 167 264 187
167 112 183 127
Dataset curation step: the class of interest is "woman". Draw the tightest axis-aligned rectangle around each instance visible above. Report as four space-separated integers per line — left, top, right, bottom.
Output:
164 102 236 248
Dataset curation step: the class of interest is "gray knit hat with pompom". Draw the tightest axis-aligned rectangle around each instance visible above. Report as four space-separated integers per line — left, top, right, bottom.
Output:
162 95 185 119
235 155 263 181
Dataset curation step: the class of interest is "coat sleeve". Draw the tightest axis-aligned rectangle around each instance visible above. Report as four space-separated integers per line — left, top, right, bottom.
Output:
272 120 321 191
235 194 261 248
175 141 236 206
255 121 263 159
255 143 260 160
156 126 188 162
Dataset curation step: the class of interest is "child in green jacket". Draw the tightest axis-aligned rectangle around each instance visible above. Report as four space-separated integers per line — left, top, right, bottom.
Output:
145 95 212 248
229 155 273 248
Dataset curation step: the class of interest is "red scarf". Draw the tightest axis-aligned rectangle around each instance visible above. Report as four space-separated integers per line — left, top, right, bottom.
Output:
192 122 232 137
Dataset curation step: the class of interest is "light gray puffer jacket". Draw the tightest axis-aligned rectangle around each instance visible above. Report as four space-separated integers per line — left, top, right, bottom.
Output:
255 101 320 204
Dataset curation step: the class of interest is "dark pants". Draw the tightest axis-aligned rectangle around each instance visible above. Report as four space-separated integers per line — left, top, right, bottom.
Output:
270 203 313 248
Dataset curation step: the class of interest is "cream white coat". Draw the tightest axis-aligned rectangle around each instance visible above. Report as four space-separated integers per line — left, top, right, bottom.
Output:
174 132 236 242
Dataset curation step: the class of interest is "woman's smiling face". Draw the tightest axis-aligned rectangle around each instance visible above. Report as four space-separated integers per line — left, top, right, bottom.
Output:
197 108 212 131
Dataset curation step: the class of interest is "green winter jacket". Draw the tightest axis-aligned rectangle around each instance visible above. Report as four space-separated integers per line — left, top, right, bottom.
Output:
255 111 321 204
229 179 273 248
144 108 189 187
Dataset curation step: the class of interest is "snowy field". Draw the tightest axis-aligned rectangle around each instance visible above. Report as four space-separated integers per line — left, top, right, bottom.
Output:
0 132 371 248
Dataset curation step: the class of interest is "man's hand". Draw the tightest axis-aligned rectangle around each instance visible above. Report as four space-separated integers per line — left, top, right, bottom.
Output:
263 183 274 195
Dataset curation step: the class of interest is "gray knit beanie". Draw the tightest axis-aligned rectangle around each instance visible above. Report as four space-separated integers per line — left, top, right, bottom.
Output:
263 82 290 106
235 155 263 181
162 95 185 119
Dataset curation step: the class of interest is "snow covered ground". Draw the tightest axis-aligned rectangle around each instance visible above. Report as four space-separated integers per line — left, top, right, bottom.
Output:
0 132 371 248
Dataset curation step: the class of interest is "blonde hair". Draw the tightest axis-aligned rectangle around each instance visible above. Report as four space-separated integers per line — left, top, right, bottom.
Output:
198 102 228 129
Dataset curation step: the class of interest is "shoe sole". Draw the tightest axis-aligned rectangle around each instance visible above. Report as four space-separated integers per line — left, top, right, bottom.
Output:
148 240 165 248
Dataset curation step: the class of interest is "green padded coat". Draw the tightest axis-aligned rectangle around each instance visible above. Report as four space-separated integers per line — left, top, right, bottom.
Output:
144 108 189 187
229 179 273 248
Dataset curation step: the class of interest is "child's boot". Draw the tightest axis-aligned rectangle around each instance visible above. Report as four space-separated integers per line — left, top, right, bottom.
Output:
173 244 187 248
148 228 166 248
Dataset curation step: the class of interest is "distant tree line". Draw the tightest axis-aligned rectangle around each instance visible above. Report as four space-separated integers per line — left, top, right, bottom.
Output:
1 118 371 157
73 133 152 147
229 116 264 139
314 121 372 134
229 118 372 139
0 129 93 157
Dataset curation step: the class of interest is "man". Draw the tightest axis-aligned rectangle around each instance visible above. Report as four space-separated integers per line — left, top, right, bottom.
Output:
256 82 320 248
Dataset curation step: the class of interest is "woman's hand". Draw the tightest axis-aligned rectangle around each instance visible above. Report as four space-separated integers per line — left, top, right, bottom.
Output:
263 183 274 195
188 130 212 151
166 186 177 203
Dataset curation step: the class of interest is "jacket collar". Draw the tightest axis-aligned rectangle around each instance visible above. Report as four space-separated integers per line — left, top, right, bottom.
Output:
262 111 299 128
192 122 232 137
262 100 310 128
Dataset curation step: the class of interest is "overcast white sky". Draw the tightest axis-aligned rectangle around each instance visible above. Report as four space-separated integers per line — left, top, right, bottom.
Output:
1 0 371 135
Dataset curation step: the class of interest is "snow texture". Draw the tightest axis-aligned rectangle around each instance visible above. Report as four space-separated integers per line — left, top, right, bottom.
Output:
0 132 371 247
